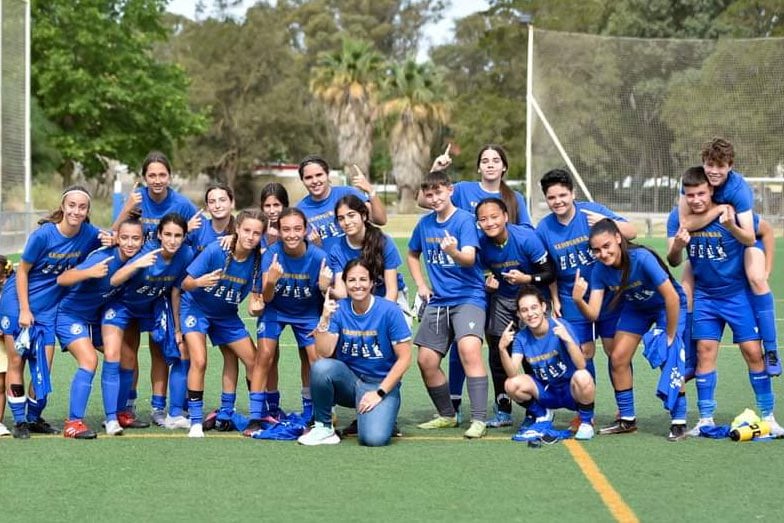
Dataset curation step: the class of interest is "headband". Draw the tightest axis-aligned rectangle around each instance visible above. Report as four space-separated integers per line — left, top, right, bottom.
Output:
61 189 92 202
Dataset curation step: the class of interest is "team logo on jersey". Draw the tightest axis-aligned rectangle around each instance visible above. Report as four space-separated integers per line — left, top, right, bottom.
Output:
257 322 266 336
185 315 197 328
468 321 476 330
0 316 9 330
104 308 117 321
70 323 84 336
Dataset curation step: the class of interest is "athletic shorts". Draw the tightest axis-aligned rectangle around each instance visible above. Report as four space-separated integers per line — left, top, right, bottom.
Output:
535 380 577 411
256 317 317 348
486 294 517 337
101 303 155 332
56 312 103 351
568 314 620 345
615 301 687 339
414 303 485 354
0 313 56 346
692 292 759 343
181 299 249 346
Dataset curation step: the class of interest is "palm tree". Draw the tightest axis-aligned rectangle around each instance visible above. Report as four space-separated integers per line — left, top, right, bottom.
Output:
310 38 384 177
381 59 450 213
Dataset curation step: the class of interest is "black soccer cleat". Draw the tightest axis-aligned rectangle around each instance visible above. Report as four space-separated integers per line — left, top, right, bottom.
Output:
13 422 31 439
599 418 637 435
28 418 61 435
765 350 782 377
667 423 688 442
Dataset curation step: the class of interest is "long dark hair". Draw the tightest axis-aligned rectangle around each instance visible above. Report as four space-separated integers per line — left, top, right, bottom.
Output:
204 182 236 234
223 208 265 293
39 185 92 225
335 194 385 283
157 212 188 236
141 151 172 178
477 144 518 223
589 218 675 310
259 182 290 210
341 258 375 291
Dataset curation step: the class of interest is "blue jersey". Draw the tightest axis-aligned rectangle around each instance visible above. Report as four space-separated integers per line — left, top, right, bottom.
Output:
184 241 260 318
511 317 579 386
666 207 679 238
687 215 749 296
258 242 326 322
57 246 129 323
408 208 485 309
536 201 626 321
187 218 229 253
296 185 369 253
138 188 198 243
113 241 193 314
452 181 532 227
478 224 549 299
328 234 405 297
0 221 101 322
591 248 680 312
328 296 412 381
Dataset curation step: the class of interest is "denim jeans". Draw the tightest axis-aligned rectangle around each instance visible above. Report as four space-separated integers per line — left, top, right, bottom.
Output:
310 358 401 446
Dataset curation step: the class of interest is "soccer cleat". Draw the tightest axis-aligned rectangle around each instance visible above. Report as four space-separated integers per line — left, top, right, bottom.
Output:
188 423 205 438
63 420 98 440
339 418 359 438
297 421 340 446
512 420 553 442
575 423 595 440
599 418 637 435
667 423 688 442
464 420 487 439
164 414 190 430
485 408 513 428
151 408 167 427
104 420 124 436
242 419 264 437
687 417 715 437
202 409 218 431
763 415 784 437
765 350 782 377
393 423 403 438
0 422 11 437
117 411 150 429
417 415 458 430
28 418 61 435
12 422 30 439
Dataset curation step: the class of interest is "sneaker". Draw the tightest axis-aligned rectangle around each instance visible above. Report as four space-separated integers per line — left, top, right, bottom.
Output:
202 409 218 431
687 417 714 437
188 423 205 438
12 422 30 439
151 408 166 427
297 421 340 446
667 423 688 442
164 414 190 430
464 420 487 439
512 420 553 442
28 417 61 435
763 415 784 437
575 423 595 440
242 419 264 437
486 408 513 428
117 411 150 429
417 415 458 430
339 419 358 438
599 418 638 435
765 350 782 377
63 420 98 439
0 422 11 437
104 420 124 436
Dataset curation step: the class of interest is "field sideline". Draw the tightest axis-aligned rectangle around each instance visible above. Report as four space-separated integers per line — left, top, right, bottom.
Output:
1 238 783 522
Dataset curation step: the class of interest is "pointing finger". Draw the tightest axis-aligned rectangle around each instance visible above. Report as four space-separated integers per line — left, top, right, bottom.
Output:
102 256 115 264
151 248 164 255
574 268 581 280
505 320 515 333
271 252 278 265
444 143 451 156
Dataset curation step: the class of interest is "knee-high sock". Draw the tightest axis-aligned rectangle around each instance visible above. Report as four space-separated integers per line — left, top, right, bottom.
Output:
188 389 204 425
694 370 717 418
102 361 121 421
118 368 135 415
752 292 778 352
168 359 190 417
466 376 488 422
749 370 774 417
69 368 95 421
448 344 464 409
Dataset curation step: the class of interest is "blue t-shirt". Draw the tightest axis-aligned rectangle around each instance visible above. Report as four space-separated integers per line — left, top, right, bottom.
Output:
0 221 102 322
478 224 549 299
687 216 749 296
511 317 579 387
328 234 405 297
680 170 753 214
113 241 194 314
328 296 412 381
187 218 229 253
258 242 326 322
536 201 626 321
57 246 130 323
296 185 369 253
452 181 532 227
138 188 198 243
408 208 485 308
184 241 261 318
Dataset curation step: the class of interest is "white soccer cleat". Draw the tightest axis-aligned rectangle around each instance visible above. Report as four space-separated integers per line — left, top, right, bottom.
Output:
188 423 205 438
151 408 167 427
104 420 124 436
297 422 340 446
574 423 595 440
763 415 784 437
0 422 11 437
687 417 715 437
164 414 191 430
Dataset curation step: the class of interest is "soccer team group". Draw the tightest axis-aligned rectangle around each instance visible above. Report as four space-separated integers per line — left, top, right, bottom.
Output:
0 137 779 446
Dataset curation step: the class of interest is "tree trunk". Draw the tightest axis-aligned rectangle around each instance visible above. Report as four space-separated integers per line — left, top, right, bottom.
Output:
397 185 417 214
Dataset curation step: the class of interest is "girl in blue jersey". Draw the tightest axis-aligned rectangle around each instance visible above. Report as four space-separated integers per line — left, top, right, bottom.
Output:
0 186 107 439
475 198 555 428
244 208 330 434
55 218 145 438
188 183 235 253
498 285 596 440
259 182 289 248
104 213 193 430
299 259 412 446
182 209 265 438
573 218 688 440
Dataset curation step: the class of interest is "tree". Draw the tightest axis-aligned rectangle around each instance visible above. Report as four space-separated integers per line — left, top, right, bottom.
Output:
381 59 450 212
31 0 206 181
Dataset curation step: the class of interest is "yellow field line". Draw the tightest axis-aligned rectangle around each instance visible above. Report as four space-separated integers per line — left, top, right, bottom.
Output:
563 439 639 523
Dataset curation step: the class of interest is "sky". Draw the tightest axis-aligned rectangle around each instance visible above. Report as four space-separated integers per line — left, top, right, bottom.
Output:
166 0 490 58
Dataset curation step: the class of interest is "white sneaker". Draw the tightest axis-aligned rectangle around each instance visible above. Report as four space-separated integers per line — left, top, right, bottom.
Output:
0 422 11 437
297 422 340 446
687 417 715 437
151 408 166 427
575 423 595 440
164 414 190 430
188 423 205 438
763 415 784 437
104 420 124 436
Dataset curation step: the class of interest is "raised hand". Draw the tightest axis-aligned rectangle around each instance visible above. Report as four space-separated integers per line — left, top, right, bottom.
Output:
719 204 736 228
188 208 206 232
499 320 516 351
318 258 333 291
431 143 452 172
485 273 500 292
198 268 223 288
501 269 528 285
579 208 604 227
248 293 265 317
98 229 116 247
350 164 373 195
572 268 588 301
87 256 114 279
308 227 322 247
439 229 458 255
321 286 338 320
123 181 143 211
673 227 691 250
134 247 163 269
267 252 284 285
